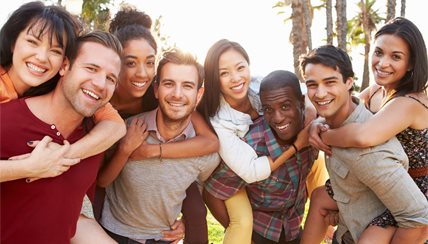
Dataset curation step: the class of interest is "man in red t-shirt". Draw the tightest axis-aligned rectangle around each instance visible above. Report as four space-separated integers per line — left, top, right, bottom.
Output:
0 31 122 244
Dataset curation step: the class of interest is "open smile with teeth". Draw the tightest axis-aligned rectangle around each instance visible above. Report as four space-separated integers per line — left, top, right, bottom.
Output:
82 89 100 100
27 63 47 73
231 83 244 90
276 123 290 131
375 69 392 77
168 102 185 107
131 81 147 88
316 100 333 106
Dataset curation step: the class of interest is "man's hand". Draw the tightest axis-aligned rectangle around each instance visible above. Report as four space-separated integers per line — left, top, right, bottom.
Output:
11 136 80 182
161 218 185 244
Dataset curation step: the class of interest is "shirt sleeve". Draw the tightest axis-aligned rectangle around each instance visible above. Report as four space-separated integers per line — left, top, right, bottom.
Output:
93 102 124 124
214 123 271 183
197 153 221 182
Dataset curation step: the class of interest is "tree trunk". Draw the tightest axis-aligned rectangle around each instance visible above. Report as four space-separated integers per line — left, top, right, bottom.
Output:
290 0 307 81
386 0 396 22
400 0 406 16
360 0 371 91
336 0 347 50
301 0 312 50
326 0 333 45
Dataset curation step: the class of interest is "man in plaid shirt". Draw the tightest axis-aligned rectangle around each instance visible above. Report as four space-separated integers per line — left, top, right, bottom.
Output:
204 70 317 243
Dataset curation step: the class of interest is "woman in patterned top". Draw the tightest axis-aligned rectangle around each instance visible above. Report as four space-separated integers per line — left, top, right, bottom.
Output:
304 17 428 244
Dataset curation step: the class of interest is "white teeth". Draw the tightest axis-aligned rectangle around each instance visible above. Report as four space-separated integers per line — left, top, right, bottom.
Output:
317 100 332 105
168 102 184 107
131 81 147 88
231 83 244 90
376 69 392 77
82 89 99 100
27 63 46 73
277 123 289 130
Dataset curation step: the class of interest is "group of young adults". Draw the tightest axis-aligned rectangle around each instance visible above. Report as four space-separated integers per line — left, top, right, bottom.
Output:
0 1 427 244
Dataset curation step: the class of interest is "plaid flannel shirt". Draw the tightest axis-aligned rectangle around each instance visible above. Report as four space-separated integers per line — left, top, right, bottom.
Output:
205 117 316 242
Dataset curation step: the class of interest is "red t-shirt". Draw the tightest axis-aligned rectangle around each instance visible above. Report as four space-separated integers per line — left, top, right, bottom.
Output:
0 99 103 244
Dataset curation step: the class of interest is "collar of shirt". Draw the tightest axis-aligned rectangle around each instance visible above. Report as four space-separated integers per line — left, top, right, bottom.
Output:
143 108 194 143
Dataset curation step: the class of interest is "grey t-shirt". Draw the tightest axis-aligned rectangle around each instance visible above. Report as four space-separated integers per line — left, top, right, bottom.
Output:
100 108 220 240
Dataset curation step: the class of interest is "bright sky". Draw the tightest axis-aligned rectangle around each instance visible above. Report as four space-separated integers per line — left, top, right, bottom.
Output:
1 0 426 85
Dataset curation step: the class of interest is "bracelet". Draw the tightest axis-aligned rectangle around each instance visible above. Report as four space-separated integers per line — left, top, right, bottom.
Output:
159 143 163 163
291 143 298 153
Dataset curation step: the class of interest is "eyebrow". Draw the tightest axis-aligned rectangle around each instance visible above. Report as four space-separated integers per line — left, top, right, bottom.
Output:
305 76 338 83
124 54 156 59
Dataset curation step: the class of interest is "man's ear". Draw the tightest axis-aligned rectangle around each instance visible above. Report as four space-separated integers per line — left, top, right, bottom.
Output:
345 77 354 91
59 58 70 76
195 86 205 107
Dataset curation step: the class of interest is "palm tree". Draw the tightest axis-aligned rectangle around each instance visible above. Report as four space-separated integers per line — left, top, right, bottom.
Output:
400 0 406 16
349 0 383 91
386 0 396 22
274 0 312 80
336 0 347 50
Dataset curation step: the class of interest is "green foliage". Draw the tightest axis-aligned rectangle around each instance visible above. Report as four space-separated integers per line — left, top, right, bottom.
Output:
348 0 384 46
81 0 112 31
207 210 224 244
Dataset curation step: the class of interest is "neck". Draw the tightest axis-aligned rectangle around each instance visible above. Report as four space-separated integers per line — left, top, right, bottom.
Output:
325 96 357 129
227 95 253 114
156 109 191 142
110 91 143 114
26 87 83 138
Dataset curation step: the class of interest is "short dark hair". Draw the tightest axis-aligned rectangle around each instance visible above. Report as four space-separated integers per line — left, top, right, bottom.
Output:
375 17 428 96
155 48 204 88
0 1 81 67
109 6 157 54
260 70 302 99
299 45 354 91
197 39 250 120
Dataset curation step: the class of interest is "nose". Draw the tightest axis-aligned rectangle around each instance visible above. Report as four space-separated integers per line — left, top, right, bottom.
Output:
136 64 148 79
35 48 49 62
315 85 327 98
230 71 240 83
272 110 284 124
378 56 390 68
171 85 183 98
92 73 107 91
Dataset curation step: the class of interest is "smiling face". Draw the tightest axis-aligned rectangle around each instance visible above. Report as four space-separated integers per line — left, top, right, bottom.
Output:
371 34 411 91
8 20 66 95
304 63 354 127
218 49 251 107
261 86 304 145
155 63 204 123
60 42 121 117
117 38 156 99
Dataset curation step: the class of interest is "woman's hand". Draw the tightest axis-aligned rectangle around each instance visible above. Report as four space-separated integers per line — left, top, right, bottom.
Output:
118 117 148 155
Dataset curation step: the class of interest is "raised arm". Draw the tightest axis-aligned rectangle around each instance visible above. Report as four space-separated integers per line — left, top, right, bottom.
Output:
130 111 219 160
97 118 147 187
322 97 417 147
66 103 126 159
